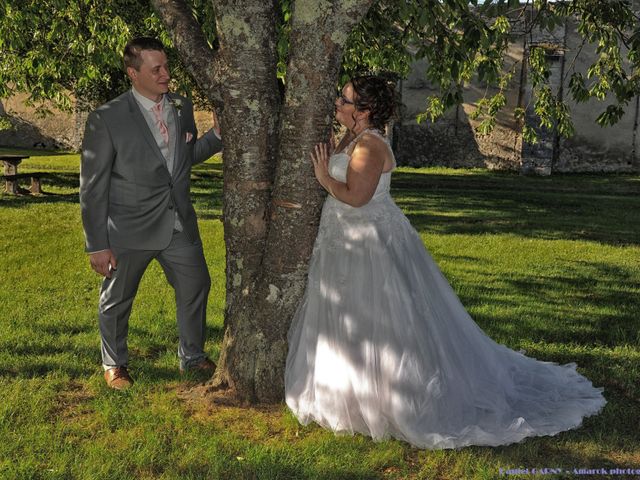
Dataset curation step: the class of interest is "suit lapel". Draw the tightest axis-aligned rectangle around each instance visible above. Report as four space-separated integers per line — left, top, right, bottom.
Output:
127 91 170 170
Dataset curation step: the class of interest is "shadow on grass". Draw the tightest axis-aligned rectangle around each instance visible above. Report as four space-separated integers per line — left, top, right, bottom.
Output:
0 147 74 157
0 355 99 379
38 322 93 336
193 161 223 174
393 171 640 246
454 258 640 349
0 172 79 207
2 164 638 248
0 322 224 382
128 324 223 342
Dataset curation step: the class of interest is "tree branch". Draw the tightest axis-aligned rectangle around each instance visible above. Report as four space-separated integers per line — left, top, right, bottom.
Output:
151 0 222 106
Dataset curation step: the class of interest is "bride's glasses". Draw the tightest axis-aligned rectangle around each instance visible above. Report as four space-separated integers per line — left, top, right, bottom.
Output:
337 94 355 106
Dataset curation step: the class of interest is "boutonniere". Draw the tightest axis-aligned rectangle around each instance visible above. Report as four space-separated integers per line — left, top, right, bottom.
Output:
169 98 183 117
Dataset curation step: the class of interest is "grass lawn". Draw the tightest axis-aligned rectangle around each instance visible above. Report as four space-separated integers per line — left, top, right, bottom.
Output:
0 149 639 479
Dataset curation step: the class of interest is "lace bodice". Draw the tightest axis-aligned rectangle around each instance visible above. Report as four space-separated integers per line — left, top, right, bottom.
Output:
327 129 395 203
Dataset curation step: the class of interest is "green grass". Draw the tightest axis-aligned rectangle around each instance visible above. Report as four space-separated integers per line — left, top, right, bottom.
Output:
1 149 639 479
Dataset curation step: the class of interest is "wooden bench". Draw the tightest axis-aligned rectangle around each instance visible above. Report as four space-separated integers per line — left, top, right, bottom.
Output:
1 154 45 194
2 172 45 194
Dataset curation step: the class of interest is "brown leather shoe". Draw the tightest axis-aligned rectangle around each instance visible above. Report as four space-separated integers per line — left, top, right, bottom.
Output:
104 366 134 390
180 358 216 374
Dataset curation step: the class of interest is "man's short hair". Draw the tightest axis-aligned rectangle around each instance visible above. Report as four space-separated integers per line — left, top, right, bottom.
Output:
123 37 166 71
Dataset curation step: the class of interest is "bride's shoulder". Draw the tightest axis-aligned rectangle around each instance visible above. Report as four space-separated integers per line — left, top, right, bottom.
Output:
354 130 389 152
351 130 395 170
360 130 386 141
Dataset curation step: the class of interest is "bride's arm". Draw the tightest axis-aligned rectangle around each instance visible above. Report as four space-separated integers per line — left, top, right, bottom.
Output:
312 135 386 208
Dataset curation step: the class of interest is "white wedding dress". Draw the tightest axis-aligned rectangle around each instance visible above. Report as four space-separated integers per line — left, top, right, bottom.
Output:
284 129 606 449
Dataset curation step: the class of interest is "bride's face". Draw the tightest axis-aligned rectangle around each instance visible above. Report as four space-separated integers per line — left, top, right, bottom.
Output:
334 83 359 130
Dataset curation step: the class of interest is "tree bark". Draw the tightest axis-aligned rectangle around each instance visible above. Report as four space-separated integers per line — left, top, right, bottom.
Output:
207 0 282 397
156 0 374 403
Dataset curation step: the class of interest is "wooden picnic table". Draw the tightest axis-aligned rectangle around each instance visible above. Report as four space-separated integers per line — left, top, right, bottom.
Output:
1 154 42 194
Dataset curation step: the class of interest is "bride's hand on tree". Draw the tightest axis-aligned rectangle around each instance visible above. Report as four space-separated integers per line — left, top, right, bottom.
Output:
311 142 331 187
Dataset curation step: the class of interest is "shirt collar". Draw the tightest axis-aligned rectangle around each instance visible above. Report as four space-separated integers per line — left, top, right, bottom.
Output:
132 87 165 111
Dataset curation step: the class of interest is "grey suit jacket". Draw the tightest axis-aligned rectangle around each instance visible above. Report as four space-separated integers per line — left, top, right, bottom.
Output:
80 91 222 252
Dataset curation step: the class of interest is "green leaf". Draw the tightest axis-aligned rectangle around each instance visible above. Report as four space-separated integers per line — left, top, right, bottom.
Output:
522 125 538 144
568 73 590 103
596 104 625 126
477 117 496 135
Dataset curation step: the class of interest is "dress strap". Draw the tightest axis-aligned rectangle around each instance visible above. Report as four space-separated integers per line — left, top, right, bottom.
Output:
351 127 386 144
362 128 388 142
346 128 387 152
347 128 395 169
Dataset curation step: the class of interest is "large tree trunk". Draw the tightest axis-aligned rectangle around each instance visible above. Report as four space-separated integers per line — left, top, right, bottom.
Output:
208 0 283 399
155 0 373 403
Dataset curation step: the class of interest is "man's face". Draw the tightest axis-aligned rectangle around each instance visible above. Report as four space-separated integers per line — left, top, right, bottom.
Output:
127 49 170 101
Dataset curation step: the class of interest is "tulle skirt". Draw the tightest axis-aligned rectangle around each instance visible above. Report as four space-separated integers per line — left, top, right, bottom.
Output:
285 193 606 449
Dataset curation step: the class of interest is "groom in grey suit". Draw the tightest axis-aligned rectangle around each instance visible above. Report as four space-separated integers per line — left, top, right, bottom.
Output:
80 37 222 389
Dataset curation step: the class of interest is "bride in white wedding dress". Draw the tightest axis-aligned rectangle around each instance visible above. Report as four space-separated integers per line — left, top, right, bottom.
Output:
284 75 606 449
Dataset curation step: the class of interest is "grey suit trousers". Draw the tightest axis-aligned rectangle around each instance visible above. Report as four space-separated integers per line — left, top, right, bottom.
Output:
99 229 211 370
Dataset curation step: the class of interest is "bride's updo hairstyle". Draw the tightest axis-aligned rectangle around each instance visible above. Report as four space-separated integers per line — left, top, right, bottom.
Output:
350 75 398 133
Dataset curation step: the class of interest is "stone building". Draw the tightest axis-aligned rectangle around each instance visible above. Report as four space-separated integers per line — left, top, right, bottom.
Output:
395 7 640 174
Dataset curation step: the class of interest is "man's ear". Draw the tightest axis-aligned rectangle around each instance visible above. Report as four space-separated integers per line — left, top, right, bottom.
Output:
126 66 137 82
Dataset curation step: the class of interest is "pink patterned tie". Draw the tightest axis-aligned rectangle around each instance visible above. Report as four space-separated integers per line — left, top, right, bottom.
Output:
151 101 169 145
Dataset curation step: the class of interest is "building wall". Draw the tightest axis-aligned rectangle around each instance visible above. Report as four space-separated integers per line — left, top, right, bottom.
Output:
554 17 639 173
395 12 640 174
396 48 523 171
0 93 75 150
